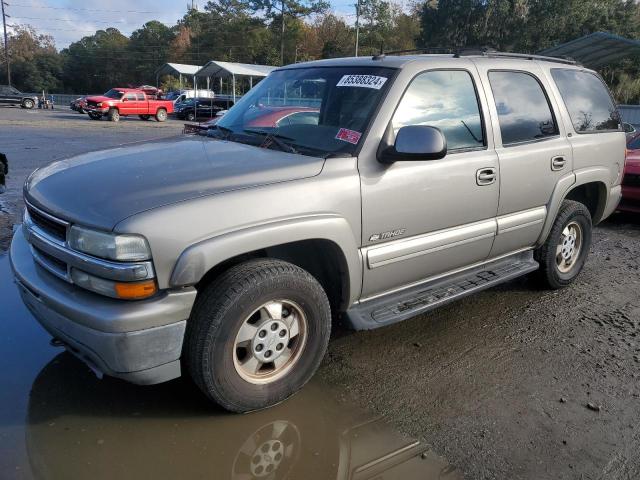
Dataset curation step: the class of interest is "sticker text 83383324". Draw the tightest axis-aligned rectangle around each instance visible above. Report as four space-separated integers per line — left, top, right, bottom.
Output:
336 75 388 90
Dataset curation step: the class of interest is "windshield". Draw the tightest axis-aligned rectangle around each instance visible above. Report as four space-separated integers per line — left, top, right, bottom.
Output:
214 66 395 157
104 89 124 99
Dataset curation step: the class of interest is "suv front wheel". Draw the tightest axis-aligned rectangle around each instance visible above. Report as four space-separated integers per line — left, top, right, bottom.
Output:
535 200 592 289
186 259 331 412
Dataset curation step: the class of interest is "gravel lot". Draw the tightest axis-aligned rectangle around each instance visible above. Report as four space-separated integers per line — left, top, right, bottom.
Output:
1 105 639 480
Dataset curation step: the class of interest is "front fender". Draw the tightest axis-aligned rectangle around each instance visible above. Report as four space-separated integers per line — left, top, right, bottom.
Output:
169 214 363 305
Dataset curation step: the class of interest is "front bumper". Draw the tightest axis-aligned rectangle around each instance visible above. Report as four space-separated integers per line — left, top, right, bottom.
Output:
10 227 197 385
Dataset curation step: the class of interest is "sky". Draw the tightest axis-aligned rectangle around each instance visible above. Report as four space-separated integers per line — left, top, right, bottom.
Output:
4 0 360 49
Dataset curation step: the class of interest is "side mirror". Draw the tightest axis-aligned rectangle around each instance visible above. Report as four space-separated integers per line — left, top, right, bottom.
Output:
378 125 447 164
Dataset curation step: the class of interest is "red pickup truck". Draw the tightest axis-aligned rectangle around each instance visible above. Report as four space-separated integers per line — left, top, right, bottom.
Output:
85 88 174 122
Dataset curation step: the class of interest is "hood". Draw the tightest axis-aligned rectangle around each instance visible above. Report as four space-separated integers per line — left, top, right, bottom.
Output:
25 136 325 230
86 95 114 103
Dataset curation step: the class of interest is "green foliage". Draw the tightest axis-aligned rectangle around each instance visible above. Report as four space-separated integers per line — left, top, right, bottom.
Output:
4 0 640 103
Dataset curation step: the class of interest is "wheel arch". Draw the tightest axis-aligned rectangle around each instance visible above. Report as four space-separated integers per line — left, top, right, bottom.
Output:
537 168 610 245
170 215 362 311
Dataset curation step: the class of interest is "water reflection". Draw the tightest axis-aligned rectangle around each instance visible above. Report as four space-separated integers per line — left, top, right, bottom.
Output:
0 254 461 479
26 354 461 479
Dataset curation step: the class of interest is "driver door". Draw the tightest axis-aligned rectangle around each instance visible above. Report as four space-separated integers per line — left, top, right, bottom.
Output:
359 68 499 298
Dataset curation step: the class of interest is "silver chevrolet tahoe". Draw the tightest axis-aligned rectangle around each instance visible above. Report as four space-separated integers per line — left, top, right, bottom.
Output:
10 52 624 412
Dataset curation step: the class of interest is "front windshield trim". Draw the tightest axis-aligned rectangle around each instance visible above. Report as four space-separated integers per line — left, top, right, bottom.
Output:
214 65 399 158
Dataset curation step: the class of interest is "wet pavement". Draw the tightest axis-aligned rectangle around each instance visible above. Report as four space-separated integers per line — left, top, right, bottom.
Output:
0 255 461 480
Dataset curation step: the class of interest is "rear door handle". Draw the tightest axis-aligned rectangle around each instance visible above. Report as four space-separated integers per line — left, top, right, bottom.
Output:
551 156 566 171
476 167 497 186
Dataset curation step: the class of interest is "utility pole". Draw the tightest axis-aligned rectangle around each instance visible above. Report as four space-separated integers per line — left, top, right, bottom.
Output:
280 0 285 66
355 0 360 57
1 0 10 85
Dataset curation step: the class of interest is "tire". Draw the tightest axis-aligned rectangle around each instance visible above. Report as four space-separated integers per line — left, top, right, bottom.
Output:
534 200 592 289
23 99 35 109
185 112 195 122
186 259 331 412
139 114 151 120
155 108 167 122
107 108 120 122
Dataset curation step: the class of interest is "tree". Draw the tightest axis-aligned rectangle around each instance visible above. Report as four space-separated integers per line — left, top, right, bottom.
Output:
239 0 329 64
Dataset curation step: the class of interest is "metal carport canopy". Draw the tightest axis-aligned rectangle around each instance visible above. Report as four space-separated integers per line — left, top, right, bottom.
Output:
196 61 278 101
154 63 203 89
539 32 640 68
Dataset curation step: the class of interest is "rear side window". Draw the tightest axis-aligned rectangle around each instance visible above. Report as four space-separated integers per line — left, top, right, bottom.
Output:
551 69 620 133
488 71 558 145
392 70 485 151
136 93 145 101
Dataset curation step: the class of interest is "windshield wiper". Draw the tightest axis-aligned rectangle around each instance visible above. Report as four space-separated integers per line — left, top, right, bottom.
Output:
206 124 233 140
242 129 299 155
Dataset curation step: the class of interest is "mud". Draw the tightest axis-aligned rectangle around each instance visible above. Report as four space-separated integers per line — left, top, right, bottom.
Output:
1 106 640 479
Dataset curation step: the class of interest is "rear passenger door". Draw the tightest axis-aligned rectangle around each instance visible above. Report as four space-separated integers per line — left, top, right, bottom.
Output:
474 61 573 257
360 68 500 298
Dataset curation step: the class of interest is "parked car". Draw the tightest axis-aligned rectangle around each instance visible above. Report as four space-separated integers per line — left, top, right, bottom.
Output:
0 85 39 109
10 53 624 413
620 133 640 213
168 89 215 105
69 97 87 113
623 122 637 139
175 97 235 121
84 88 174 122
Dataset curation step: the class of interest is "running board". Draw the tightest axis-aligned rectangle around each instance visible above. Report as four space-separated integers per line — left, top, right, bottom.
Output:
345 251 538 330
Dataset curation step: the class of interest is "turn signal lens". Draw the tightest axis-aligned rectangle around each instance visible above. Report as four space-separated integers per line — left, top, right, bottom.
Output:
114 280 157 300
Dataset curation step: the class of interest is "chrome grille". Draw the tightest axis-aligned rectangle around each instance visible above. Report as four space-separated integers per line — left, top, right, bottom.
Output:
26 202 68 242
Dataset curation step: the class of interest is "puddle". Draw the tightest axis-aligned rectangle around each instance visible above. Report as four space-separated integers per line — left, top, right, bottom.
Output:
0 254 461 480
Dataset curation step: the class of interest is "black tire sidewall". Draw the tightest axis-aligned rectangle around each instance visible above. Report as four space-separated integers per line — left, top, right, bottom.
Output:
196 266 331 411
23 99 34 109
543 204 592 287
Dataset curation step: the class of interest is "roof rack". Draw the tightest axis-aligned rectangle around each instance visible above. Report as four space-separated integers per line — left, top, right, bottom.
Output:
454 48 579 65
376 46 579 66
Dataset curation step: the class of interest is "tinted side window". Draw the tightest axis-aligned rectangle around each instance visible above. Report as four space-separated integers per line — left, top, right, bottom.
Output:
125 94 137 101
489 71 557 145
136 93 145 101
392 70 484 151
551 69 620 133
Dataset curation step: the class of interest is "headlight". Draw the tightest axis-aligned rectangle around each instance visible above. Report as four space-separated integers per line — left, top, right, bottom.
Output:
68 225 151 262
71 268 157 300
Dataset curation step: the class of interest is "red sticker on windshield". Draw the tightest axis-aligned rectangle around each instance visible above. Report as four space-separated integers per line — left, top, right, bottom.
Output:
335 128 362 145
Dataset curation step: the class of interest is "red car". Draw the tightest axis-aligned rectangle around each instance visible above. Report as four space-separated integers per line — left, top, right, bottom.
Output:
186 105 319 133
621 133 640 213
84 88 174 122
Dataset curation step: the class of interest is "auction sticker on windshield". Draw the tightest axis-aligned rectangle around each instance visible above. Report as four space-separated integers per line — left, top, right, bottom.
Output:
335 128 362 144
336 75 388 90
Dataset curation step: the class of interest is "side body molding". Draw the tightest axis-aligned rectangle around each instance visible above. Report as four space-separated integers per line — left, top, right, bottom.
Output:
170 214 363 305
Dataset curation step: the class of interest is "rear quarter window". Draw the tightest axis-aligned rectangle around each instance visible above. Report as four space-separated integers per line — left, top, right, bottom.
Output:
551 69 620 133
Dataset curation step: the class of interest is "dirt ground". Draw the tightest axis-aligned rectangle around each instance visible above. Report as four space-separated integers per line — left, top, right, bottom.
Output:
1 106 639 479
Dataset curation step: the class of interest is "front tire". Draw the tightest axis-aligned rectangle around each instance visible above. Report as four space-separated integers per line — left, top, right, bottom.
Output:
107 108 120 122
23 99 35 109
185 112 196 122
186 259 331 412
534 200 592 289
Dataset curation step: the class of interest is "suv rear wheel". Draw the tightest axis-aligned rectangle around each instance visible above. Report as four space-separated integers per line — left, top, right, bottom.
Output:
534 200 592 289
186 259 331 412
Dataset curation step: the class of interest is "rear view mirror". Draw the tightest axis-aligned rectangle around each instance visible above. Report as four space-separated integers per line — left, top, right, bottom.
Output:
378 125 447 164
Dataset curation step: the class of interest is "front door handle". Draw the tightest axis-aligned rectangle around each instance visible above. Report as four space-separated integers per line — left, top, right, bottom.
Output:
476 167 497 186
551 156 566 171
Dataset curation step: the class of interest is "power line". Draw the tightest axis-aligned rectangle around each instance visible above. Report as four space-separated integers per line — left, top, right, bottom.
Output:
8 3 159 14
11 15 128 24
